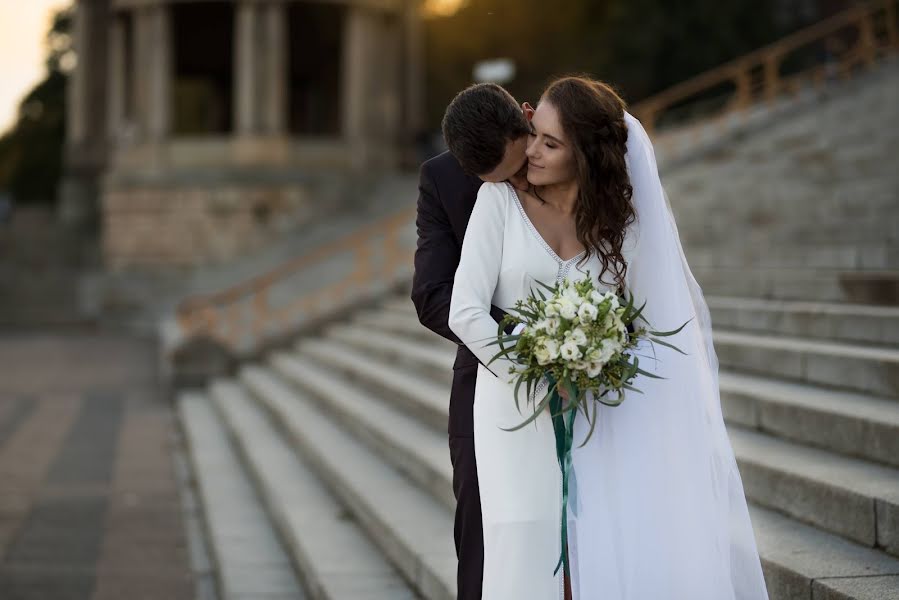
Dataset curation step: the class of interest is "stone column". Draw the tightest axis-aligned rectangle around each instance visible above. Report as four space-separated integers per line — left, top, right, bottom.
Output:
106 15 126 144
234 2 260 135
403 0 424 145
342 7 373 168
261 1 287 135
66 0 89 147
133 5 171 142
146 5 172 142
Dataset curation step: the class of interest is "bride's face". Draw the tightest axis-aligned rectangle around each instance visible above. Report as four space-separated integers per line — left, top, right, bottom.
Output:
526 101 576 187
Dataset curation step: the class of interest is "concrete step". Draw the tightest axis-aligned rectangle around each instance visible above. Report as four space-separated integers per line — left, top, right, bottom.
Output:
295 338 450 431
749 504 899 599
721 371 899 469
327 322 456 382
208 379 418 600
729 425 899 557
707 296 899 347
351 310 446 343
238 365 457 600
693 267 899 305
252 341 899 598
269 351 455 509
176 391 308 600
714 329 899 399
687 243 899 270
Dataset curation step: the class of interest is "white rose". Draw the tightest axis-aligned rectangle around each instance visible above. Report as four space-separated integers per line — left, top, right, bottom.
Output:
572 360 589 371
533 319 549 332
587 361 603 378
558 298 578 320
534 344 552 366
560 341 582 361
590 290 604 304
545 317 561 335
544 302 559 317
577 302 598 323
567 327 588 347
562 287 583 307
544 338 560 360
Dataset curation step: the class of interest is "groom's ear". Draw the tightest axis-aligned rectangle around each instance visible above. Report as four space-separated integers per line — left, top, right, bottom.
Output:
522 102 535 121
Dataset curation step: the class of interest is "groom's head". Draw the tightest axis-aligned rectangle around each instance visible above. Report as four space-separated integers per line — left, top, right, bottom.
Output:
442 83 532 185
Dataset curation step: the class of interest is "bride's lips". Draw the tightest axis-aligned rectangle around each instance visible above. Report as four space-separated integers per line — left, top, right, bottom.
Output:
528 162 544 169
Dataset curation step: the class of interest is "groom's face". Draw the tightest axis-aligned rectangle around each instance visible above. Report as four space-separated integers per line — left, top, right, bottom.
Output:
477 135 528 184
476 102 535 188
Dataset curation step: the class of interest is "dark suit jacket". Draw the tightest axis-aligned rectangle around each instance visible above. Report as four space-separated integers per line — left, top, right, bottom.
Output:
411 151 509 436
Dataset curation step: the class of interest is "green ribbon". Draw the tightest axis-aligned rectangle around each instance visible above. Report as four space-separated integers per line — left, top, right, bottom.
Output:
547 373 577 581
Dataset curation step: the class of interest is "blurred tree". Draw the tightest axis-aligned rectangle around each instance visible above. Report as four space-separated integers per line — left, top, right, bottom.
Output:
0 7 72 206
423 0 830 130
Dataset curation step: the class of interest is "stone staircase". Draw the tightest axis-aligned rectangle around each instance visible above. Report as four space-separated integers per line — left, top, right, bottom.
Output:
176 290 899 599
665 58 899 305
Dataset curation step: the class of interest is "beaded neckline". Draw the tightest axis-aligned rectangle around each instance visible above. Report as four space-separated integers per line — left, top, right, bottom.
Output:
506 182 586 265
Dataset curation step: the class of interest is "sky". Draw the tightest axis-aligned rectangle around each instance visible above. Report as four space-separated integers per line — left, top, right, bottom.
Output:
0 0 72 135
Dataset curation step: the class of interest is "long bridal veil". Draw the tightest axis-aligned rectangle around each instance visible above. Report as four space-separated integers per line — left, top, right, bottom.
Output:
567 113 769 599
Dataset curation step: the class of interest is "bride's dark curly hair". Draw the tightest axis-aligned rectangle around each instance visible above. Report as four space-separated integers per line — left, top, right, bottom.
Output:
538 76 635 293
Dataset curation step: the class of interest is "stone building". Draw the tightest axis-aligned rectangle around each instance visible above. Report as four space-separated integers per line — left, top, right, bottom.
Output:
61 0 423 268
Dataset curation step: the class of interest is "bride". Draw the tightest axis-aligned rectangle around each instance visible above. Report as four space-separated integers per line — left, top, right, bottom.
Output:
448 76 769 599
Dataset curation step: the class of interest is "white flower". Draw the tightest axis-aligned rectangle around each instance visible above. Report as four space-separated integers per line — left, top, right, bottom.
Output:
534 342 552 366
545 317 561 335
577 302 598 323
545 339 560 360
587 361 603 377
599 338 621 363
571 360 590 371
559 341 582 361
562 286 583 307
533 319 549 332
558 298 578 320
567 327 588 347
589 290 605 304
544 302 559 317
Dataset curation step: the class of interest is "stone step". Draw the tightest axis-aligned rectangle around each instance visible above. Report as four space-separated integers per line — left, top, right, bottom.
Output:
749 504 899 599
207 379 418 600
328 322 456 381
269 351 455 510
247 343 899 597
720 371 899 469
238 365 457 600
176 391 308 600
729 425 899 556
289 330 899 556
351 310 446 343
295 338 450 431
686 243 899 270
693 267 899 305
707 296 899 347
714 329 899 399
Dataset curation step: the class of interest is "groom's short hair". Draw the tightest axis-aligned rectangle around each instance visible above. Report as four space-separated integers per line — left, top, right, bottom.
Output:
442 83 530 175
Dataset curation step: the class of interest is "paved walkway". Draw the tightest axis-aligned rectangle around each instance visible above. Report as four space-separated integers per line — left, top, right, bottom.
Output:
0 332 196 600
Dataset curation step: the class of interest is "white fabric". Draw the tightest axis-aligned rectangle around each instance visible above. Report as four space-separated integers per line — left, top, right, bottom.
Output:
448 112 769 600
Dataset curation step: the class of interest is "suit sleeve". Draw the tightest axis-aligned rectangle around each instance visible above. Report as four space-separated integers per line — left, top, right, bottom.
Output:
410 163 466 344
448 183 516 382
411 164 510 346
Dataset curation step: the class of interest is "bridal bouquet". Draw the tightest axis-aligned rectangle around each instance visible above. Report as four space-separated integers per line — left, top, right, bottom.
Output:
486 273 689 578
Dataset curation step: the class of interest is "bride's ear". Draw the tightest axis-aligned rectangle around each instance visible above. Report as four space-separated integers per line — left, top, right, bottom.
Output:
522 102 535 121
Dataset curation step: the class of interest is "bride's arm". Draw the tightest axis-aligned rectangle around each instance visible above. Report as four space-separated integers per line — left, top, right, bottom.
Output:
448 183 515 383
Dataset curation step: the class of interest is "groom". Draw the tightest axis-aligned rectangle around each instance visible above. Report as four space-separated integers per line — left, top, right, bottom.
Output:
411 83 532 599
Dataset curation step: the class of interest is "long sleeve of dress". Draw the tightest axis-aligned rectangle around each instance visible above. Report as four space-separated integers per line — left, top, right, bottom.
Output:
448 183 513 383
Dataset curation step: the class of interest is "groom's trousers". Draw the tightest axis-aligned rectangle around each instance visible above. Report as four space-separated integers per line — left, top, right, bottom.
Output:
448 364 484 600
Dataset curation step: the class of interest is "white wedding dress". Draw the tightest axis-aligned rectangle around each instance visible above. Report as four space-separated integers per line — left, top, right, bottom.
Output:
448 113 769 599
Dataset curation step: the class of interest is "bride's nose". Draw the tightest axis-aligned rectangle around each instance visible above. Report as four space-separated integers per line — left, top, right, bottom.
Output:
526 137 539 160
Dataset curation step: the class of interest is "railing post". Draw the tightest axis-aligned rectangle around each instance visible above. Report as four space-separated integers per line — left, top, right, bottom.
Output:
858 8 878 66
764 54 781 105
733 66 752 110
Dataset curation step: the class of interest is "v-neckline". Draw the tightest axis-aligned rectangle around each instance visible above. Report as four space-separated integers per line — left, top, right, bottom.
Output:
506 182 586 264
